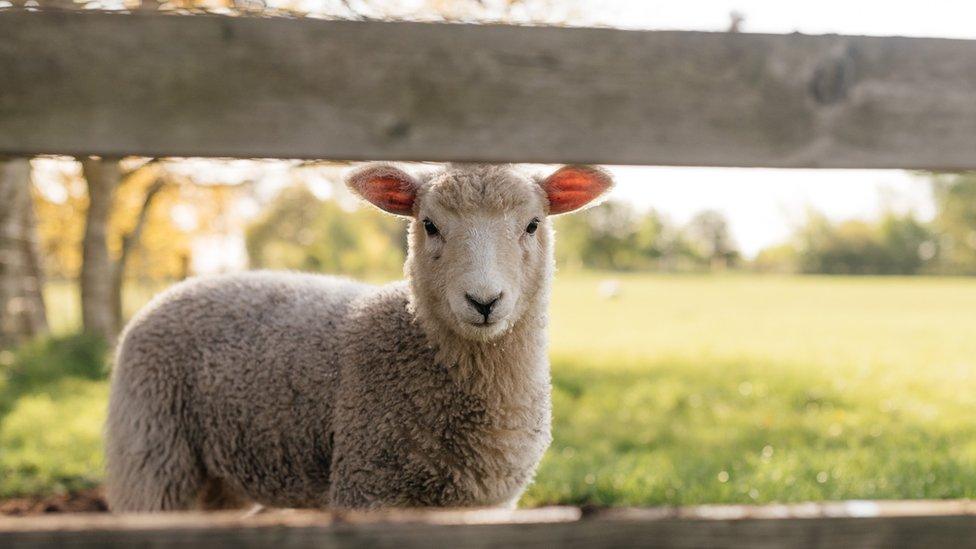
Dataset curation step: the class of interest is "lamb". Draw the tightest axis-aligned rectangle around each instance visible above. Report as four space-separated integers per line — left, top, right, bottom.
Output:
104 162 613 511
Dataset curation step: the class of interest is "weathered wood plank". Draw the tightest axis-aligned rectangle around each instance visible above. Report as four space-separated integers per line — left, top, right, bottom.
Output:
2 10 976 168
4 502 976 548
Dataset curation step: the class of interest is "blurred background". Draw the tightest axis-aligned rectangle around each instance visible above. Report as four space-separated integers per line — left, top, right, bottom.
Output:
3 0 976 512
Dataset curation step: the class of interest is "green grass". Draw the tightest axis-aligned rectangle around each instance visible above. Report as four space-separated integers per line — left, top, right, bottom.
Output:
0 334 109 498
6 274 976 505
523 273 976 505
0 379 107 497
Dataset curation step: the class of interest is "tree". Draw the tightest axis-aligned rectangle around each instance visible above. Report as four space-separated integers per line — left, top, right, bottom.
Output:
752 243 798 274
247 185 406 278
79 159 121 343
34 156 251 342
554 201 644 270
79 158 166 343
931 173 976 274
793 211 934 275
641 210 707 272
633 209 668 261
0 159 47 347
554 202 708 272
878 214 935 275
78 157 254 342
685 210 738 270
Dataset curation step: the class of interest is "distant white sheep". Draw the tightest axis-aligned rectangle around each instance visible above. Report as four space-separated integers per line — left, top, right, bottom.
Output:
598 279 621 300
105 163 612 511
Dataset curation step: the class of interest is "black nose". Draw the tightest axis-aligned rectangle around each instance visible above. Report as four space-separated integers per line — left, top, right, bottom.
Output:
465 293 501 321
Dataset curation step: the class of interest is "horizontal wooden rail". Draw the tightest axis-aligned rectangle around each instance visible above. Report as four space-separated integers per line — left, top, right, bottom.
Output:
3 11 976 168
4 501 976 548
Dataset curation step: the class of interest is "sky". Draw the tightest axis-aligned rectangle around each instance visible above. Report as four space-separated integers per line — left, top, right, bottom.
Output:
590 0 976 38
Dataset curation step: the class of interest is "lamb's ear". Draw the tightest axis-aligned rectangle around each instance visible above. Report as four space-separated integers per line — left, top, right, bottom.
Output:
540 165 614 215
345 163 419 216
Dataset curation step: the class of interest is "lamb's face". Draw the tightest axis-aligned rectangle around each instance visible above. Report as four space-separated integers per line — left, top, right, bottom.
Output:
410 167 551 341
346 163 612 342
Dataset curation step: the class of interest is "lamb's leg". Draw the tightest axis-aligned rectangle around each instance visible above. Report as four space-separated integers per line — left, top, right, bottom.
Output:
197 477 251 511
104 363 204 512
104 413 204 511
106 408 250 511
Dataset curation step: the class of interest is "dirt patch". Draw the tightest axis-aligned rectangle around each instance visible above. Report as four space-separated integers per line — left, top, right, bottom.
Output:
0 488 108 516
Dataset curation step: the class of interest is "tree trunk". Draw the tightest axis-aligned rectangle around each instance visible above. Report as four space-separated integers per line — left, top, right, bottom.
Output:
0 159 48 348
80 158 121 344
20 184 48 335
111 177 165 331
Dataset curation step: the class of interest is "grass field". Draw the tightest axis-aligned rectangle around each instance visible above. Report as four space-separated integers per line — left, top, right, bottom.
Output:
3 273 976 506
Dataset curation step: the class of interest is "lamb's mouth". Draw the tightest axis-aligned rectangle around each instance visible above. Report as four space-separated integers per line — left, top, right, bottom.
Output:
468 320 497 328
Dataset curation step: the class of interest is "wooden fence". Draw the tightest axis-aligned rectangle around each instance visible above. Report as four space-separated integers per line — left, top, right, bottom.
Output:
3 8 976 548
3 10 976 168
5 501 976 548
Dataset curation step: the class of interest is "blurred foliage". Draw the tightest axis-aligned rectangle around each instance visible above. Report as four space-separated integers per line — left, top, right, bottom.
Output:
32 160 241 282
554 202 736 272
686 210 740 270
42 280 169 338
0 334 107 414
791 213 935 276
931 172 976 275
246 185 407 278
752 243 799 274
750 173 976 276
551 172 976 276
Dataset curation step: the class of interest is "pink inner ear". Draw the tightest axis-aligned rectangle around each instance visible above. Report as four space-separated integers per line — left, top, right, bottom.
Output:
361 176 415 215
544 166 612 214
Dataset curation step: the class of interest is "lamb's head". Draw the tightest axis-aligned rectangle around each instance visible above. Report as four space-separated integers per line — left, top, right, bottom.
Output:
346 163 612 341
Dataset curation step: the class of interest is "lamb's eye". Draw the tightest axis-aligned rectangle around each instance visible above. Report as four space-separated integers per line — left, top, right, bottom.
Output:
423 218 439 236
525 218 540 234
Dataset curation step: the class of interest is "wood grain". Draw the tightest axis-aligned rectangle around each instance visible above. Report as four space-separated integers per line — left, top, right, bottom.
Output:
3 11 976 168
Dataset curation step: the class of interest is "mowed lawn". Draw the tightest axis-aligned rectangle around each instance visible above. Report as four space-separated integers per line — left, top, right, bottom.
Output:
3 274 976 506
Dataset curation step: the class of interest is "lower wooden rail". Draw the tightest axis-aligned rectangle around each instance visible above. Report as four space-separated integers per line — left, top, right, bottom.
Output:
2 500 976 548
